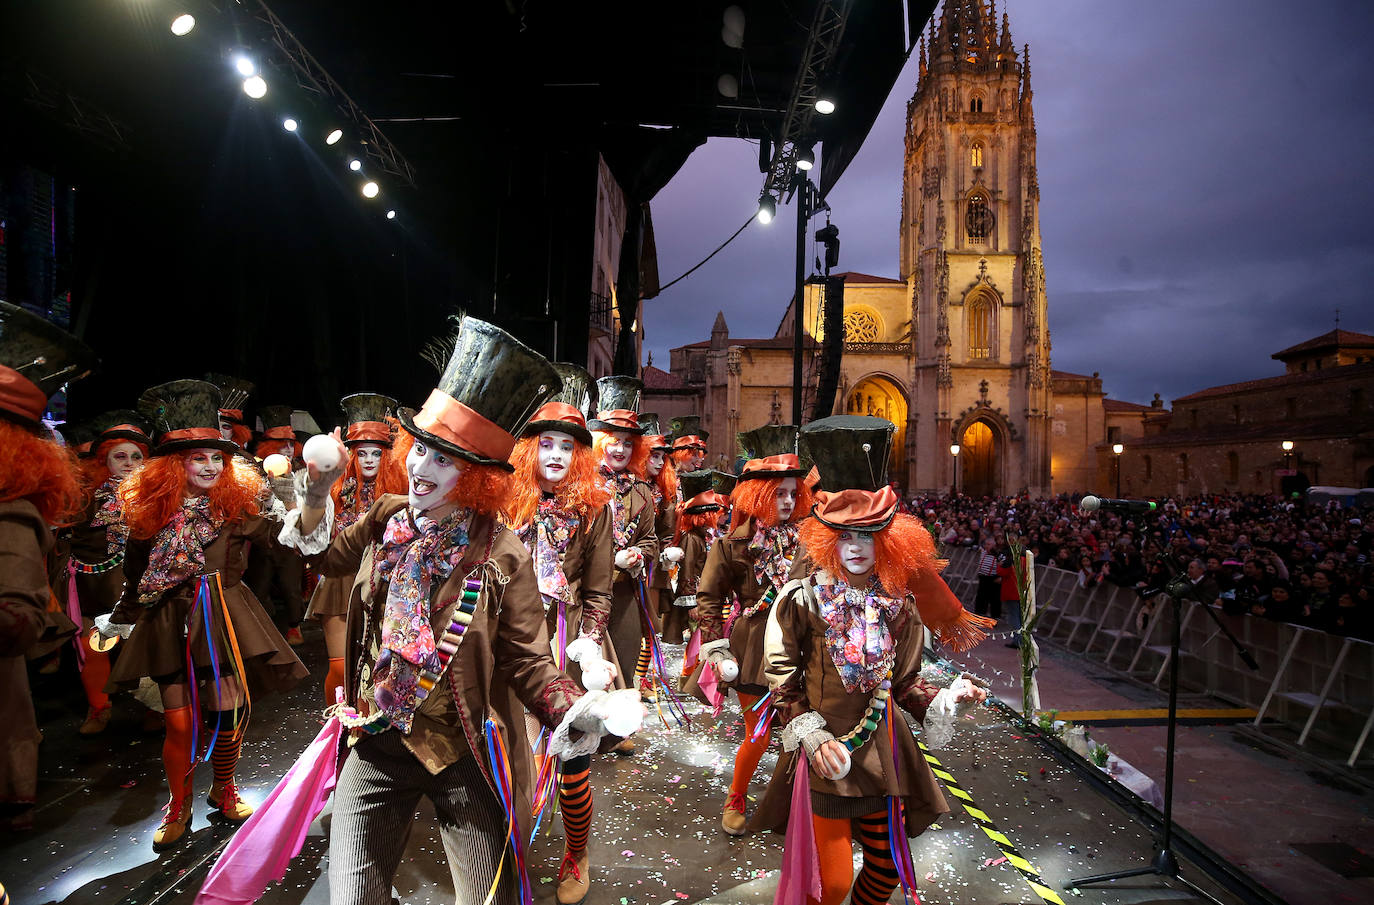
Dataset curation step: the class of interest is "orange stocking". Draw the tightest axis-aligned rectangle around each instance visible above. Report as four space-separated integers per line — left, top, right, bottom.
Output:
729 692 770 800
162 706 195 803
79 643 111 711
810 813 858 905
324 657 346 706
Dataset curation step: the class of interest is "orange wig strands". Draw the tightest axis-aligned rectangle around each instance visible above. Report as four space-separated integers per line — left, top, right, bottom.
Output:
0 420 87 526
729 475 814 533
391 430 514 517
81 437 150 489
674 507 723 545
592 430 651 481
503 435 610 529
329 443 408 516
119 453 268 541
646 454 679 504
799 511 993 652
225 424 252 449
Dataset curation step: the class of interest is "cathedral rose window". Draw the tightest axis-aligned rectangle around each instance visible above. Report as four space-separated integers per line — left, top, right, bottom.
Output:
843 309 880 343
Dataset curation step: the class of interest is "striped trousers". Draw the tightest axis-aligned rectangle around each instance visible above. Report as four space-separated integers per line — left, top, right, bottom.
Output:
329 731 517 905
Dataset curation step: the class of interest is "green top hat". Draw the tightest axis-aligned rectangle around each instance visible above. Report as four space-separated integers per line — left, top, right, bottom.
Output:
256 405 297 443
549 363 598 420
711 470 739 496
340 393 398 447
137 380 240 455
669 414 709 442
87 409 152 447
398 315 562 471
637 412 661 436
587 375 645 434
738 424 799 460
0 301 98 428
204 373 255 419
799 415 894 494
678 469 725 512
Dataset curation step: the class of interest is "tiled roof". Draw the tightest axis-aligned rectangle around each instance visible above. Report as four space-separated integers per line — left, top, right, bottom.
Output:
1113 415 1374 448
1050 369 1096 381
1272 329 1374 360
833 271 904 285
1172 361 1374 402
641 365 687 390
1103 398 1153 413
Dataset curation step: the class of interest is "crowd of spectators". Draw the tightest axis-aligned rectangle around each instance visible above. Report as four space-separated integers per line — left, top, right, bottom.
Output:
901 491 1374 642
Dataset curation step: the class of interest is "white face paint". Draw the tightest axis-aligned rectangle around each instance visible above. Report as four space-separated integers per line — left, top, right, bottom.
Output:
602 432 633 472
106 441 145 481
536 431 576 491
688 448 706 471
183 449 225 494
835 530 876 577
355 443 384 480
647 450 666 478
218 418 235 441
406 438 462 515
775 477 798 522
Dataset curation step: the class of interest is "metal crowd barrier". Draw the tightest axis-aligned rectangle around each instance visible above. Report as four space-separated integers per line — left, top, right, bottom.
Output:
941 546 1374 768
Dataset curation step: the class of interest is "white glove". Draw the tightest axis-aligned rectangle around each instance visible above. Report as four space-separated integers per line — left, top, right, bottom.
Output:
94 613 133 641
661 546 685 564
614 548 643 571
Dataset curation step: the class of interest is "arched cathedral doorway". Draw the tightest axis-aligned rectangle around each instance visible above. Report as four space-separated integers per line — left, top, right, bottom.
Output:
960 419 1000 498
845 376 907 488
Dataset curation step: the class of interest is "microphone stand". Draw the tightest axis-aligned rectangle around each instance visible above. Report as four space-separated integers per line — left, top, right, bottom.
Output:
1067 559 1260 901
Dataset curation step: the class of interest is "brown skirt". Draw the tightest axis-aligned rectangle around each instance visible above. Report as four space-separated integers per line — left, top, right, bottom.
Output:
306 573 351 619
107 578 307 695
661 601 694 644
728 608 771 694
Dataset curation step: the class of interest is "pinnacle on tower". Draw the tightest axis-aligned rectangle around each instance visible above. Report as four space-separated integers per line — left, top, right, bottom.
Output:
1000 11 1015 54
918 36 928 78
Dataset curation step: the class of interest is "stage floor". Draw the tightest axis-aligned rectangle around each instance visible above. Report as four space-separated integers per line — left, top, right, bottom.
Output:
0 622 1340 905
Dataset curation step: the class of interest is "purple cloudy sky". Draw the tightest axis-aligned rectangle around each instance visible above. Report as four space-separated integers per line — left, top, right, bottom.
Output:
644 0 1374 405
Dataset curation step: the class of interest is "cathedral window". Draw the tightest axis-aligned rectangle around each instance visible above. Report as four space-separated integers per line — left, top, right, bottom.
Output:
965 190 992 241
970 141 984 168
967 293 994 360
969 94 984 113
843 308 881 343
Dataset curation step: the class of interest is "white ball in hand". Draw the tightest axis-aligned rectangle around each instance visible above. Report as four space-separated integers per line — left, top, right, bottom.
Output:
831 746 852 780
302 434 342 471
717 659 739 682
581 660 612 692
262 454 291 477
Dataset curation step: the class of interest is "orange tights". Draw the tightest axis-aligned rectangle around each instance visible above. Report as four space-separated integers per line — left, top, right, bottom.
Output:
162 706 195 803
810 811 900 905
79 643 111 711
324 657 346 707
729 692 771 801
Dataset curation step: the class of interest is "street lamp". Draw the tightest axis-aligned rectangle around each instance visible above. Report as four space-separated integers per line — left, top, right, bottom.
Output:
1112 443 1124 497
950 443 960 496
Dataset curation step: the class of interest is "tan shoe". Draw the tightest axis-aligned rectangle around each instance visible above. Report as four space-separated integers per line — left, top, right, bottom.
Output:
721 791 747 836
207 781 254 823
152 795 193 851
612 737 635 756
78 705 112 735
556 849 590 905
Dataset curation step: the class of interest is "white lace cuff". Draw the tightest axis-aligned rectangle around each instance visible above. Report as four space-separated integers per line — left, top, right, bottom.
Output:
781 710 830 754
672 594 697 608
277 496 334 555
921 679 979 750
548 689 642 759
94 613 133 640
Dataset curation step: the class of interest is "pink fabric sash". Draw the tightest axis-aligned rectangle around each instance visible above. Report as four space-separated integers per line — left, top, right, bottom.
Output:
774 753 822 905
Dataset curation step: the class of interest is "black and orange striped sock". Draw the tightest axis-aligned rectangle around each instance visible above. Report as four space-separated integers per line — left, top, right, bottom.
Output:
850 811 901 905
634 638 652 686
209 720 242 787
559 755 593 856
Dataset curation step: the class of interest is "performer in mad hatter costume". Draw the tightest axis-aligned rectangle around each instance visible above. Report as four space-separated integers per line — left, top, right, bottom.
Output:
688 424 813 835
288 317 640 905
306 393 408 705
659 469 728 646
757 416 993 905
669 414 708 474
0 302 95 832
245 404 311 644
206 373 255 452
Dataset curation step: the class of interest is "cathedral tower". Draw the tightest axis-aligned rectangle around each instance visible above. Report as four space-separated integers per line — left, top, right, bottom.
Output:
900 0 1051 495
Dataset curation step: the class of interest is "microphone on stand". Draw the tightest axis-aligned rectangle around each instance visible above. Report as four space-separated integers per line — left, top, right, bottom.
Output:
1079 495 1158 515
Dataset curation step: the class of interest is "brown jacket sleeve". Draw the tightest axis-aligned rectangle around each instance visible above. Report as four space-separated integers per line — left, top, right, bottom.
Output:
0 501 53 656
576 505 614 642
889 605 941 723
109 536 150 624
763 580 814 728
676 529 707 599
695 538 734 643
629 483 659 563
491 535 583 730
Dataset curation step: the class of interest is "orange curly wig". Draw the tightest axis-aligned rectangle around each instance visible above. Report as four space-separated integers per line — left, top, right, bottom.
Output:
0 420 87 526
729 475 814 532
81 437 149 489
593 430 650 480
329 442 408 517
225 423 253 448
799 511 992 651
392 430 514 516
119 451 267 540
503 434 610 529
674 507 724 544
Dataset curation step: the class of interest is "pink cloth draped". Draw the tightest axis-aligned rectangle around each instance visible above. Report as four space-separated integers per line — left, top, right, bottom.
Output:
195 715 344 905
697 651 725 716
66 564 85 670
774 753 822 905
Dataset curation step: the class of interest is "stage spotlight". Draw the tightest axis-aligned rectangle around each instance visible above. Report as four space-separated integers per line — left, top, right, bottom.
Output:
349 159 362 172
170 14 195 36
283 118 298 132
326 129 343 145
796 145 815 171
756 193 775 225
362 181 379 198
242 76 267 99
235 56 256 77
386 210 397 220
814 95 836 115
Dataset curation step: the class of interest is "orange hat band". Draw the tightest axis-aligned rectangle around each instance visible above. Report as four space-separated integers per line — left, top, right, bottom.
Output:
161 427 225 445
681 490 728 512
219 408 245 424
644 434 672 450
594 409 641 431
346 421 391 445
741 453 802 477
262 426 295 440
414 388 515 462
812 486 901 530
101 423 150 440
0 364 48 423
673 435 707 451
531 401 588 430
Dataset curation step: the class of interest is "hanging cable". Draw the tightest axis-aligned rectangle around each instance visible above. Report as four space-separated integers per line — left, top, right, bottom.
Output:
655 214 756 294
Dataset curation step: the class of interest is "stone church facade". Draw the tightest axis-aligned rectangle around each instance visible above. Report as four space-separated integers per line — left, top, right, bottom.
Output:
646 1 1147 496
